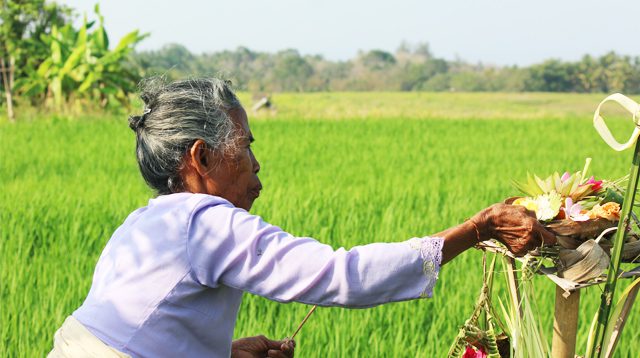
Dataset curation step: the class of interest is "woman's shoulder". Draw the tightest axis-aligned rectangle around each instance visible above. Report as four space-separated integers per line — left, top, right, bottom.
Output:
118 193 235 233
150 192 234 211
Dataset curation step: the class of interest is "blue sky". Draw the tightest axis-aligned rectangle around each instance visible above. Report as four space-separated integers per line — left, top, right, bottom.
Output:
60 0 639 66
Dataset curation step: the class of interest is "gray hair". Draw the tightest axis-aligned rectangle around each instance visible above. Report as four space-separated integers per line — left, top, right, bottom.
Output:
128 77 242 194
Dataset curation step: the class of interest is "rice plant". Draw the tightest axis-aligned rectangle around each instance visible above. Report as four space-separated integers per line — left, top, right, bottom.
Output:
2 93 640 357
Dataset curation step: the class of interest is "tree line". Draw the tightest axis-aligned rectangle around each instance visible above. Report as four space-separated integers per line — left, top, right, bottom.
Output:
131 43 640 94
2 0 640 122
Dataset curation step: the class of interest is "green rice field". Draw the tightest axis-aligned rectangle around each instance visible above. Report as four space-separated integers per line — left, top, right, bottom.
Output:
2 92 640 357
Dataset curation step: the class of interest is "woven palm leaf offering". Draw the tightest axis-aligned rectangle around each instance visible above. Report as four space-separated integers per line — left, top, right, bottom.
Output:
508 159 640 283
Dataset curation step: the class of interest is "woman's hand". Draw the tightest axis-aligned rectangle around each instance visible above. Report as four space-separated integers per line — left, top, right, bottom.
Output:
231 335 295 358
437 202 558 264
471 203 556 255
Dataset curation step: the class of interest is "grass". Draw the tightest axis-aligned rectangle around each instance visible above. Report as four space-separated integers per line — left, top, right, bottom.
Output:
2 92 640 357
236 91 616 121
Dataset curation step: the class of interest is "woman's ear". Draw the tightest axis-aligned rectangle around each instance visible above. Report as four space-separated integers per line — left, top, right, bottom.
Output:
179 139 218 194
188 139 210 176
199 146 208 166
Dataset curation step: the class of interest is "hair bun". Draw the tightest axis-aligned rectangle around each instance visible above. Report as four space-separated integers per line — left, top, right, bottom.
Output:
128 115 144 131
128 107 152 131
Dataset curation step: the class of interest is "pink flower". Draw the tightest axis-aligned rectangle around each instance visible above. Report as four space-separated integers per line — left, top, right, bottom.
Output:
463 345 487 358
562 197 590 222
584 176 603 192
561 172 571 182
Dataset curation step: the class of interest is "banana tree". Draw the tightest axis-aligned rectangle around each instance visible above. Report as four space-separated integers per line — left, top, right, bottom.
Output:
16 4 146 109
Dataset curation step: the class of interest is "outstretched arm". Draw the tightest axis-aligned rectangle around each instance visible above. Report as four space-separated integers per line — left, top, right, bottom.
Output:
187 202 555 307
188 203 443 307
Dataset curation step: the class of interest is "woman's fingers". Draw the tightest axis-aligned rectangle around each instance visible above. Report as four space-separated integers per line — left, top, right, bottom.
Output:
522 207 538 219
512 212 556 254
268 341 294 358
474 202 558 256
268 349 292 358
536 224 557 246
264 339 294 358
281 341 295 352
280 340 295 357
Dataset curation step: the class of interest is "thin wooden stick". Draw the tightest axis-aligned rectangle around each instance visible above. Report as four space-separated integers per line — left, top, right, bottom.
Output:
290 305 317 340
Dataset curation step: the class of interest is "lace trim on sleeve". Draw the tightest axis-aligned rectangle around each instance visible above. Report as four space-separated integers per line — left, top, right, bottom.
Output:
408 236 444 298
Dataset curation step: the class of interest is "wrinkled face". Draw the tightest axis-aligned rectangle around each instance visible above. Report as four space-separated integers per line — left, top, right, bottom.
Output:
209 107 262 210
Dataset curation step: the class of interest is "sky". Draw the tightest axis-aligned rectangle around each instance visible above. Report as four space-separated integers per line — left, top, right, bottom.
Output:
59 0 640 66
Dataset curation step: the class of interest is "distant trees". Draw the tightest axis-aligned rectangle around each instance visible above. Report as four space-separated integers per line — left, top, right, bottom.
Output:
131 44 640 94
271 49 314 92
3 1 640 121
360 49 396 70
523 53 640 93
526 59 576 92
132 43 196 75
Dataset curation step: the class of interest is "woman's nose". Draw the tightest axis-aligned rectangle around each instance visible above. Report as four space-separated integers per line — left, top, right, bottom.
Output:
251 152 260 174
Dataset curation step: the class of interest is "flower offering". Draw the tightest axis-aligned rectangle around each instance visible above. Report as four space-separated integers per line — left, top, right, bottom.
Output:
509 158 640 283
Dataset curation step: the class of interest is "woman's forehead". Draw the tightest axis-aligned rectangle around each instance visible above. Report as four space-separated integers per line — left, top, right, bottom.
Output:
230 107 251 137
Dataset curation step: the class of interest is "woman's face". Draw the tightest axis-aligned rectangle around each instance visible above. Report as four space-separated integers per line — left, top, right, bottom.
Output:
205 107 262 210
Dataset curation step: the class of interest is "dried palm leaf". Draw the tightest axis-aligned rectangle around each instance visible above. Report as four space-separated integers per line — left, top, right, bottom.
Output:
622 240 640 262
546 219 616 239
558 239 610 283
556 235 582 249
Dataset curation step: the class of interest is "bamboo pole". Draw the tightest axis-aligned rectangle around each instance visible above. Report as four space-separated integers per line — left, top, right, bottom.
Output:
552 286 581 358
591 139 640 357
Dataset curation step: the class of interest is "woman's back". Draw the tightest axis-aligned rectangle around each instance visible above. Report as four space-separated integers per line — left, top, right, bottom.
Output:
73 193 242 357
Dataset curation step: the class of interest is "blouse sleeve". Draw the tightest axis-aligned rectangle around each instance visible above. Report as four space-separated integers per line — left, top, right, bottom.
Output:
186 203 444 308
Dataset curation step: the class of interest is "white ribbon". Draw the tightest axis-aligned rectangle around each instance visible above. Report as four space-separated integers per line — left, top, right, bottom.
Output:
593 93 640 151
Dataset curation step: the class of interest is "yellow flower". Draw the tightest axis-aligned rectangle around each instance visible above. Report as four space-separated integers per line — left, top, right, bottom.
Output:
513 197 538 212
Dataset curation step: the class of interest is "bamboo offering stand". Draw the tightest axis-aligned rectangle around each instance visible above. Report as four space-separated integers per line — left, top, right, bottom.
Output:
478 93 640 358
478 241 640 357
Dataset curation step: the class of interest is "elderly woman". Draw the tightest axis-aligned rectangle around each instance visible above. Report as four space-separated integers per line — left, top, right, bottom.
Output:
49 78 555 358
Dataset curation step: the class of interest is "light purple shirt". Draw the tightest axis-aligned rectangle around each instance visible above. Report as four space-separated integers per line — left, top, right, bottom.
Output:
73 193 443 357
